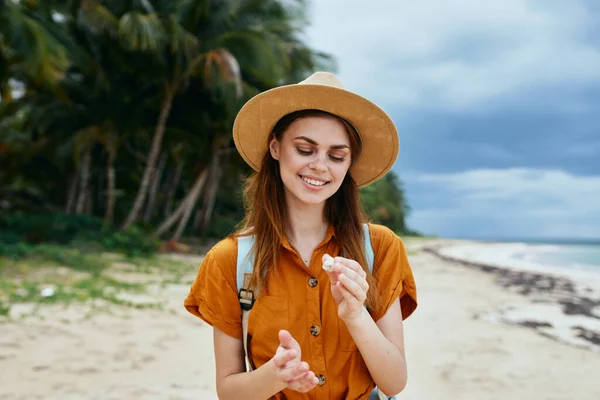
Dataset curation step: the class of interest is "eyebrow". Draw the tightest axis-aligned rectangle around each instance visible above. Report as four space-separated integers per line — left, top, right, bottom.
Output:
294 136 350 150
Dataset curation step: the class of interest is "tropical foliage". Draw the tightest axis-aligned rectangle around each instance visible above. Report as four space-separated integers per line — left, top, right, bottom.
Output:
0 0 413 253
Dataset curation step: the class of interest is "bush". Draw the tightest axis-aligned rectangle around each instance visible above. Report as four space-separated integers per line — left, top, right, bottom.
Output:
0 213 157 258
0 241 32 258
100 226 157 257
0 213 105 244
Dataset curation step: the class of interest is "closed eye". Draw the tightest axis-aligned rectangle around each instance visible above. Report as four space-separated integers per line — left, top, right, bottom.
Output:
296 147 346 162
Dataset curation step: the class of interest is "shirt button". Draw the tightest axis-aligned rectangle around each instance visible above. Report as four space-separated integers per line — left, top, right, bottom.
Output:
316 374 326 386
310 325 321 336
308 277 318 287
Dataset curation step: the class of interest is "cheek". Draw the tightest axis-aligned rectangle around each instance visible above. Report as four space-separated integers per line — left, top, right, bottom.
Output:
280 149 304 170
330 162 351 180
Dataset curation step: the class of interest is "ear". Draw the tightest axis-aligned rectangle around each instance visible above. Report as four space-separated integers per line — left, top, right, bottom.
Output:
269 137 280 161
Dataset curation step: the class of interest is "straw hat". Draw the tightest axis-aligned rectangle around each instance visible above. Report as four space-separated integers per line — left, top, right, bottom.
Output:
232 72 399 188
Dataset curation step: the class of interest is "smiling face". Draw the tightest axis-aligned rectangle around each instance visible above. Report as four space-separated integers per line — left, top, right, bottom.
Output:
269 115 353 208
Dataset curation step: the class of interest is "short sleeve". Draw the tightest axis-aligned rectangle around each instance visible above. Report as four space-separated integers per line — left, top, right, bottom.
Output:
183 237 243 339
368 224 418 322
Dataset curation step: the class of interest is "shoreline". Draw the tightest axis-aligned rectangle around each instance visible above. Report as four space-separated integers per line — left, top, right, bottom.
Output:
421 240 600 351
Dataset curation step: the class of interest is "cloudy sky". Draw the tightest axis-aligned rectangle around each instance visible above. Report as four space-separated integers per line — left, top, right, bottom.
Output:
305 0 600 240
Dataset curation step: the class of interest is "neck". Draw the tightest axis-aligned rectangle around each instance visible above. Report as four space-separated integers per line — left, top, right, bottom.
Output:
284 197 329 245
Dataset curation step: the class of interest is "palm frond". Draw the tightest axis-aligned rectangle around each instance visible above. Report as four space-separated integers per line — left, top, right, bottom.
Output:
78 0 120 37
214 29 279 83
176 0 210 30
118 11 165 54
1 2 70 86
166 15 199 61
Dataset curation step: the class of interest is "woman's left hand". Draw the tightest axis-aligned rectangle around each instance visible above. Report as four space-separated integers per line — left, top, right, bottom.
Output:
322 255 369 322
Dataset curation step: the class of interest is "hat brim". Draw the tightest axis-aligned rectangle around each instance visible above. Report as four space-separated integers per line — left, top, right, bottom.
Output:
232 84 399 188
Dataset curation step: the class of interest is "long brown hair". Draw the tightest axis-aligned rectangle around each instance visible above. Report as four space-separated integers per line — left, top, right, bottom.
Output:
234 109 381 310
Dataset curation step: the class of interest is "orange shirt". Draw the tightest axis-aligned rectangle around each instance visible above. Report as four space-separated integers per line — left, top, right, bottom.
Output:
184 223 417 400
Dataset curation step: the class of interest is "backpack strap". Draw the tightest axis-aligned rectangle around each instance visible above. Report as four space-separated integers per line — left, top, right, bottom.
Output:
363 223 375 274
236 234 255 371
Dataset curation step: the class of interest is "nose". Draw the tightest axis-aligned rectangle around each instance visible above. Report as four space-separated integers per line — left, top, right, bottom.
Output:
308 152 327 172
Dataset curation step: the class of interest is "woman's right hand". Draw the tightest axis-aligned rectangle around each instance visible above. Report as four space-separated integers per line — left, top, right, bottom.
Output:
272 330 319 393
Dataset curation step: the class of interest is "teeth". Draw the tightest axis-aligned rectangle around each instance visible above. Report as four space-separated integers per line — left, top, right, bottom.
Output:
302 176 326 186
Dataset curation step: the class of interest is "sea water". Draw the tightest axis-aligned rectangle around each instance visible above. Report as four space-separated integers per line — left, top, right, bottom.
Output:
512 243 600 269
489 238 600 270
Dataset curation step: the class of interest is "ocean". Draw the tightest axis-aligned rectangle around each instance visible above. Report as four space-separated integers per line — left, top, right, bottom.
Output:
481 238 600 270
511 243 600 270
440 238 600 277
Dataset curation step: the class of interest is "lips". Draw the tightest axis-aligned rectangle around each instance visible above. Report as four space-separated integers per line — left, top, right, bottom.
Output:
299 175 329 186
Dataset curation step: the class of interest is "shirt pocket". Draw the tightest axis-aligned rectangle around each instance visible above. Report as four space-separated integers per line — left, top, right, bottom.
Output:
338 317 359 352
248 295 289 366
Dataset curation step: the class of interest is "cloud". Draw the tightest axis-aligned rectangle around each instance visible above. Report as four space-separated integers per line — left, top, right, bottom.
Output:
306 1 600 238
306 0 600 113
405 168 600 238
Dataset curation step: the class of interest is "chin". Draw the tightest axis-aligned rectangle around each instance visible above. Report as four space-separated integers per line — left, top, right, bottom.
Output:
287 187 332 207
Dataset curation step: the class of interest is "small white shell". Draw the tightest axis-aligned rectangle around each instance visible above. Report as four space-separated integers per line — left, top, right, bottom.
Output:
322 254 334 272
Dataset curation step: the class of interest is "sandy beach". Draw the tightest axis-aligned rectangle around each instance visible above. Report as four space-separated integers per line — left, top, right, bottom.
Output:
1 239 598 400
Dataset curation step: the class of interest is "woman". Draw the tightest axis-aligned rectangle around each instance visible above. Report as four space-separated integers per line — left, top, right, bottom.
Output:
184 72 418 400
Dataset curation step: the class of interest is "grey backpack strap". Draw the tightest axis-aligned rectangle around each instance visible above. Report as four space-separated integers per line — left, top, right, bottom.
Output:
236 235 255 371
363 223 375 274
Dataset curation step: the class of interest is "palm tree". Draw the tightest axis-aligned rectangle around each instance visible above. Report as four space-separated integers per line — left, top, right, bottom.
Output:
154 0 334 239
0 0 71 102
95 0 332 230
0 0 339 240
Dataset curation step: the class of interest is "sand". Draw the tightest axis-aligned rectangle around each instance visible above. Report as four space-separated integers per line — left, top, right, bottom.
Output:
1 240 598 399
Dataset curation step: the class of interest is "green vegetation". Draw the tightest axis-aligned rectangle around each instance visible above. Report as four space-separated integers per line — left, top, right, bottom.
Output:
0 239 197 319
0 0 415 241
0 1 419 317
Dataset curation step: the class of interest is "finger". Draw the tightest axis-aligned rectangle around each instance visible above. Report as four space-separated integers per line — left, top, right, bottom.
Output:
326 270 341 285
335 257 366 278
338 275 366 303
287 370 318 386
278 330 296 350
280 361 309 382
288 371 319 392
273 348 297 368
334 264 369 293
323 265 341 285
337 280 361 305
330 279 344 299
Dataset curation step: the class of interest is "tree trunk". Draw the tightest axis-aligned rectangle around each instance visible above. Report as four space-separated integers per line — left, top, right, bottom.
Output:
65 169 79 214
171 169 209 241
197 151 223 237
121 83 176 229
75 146 91 214
164 158 185 217
143 153 165 223
192 208 203 231
85 184 93 215
154 168 208 238
104 145 116 226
